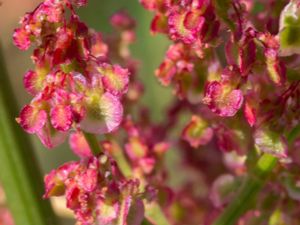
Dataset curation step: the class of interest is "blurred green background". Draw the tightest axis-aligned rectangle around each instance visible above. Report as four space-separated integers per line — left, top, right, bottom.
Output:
0 0 172 174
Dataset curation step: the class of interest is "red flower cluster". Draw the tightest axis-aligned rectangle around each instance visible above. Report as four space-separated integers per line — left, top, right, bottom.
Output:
141 0 298 160
141 0 289 120
14 0 129 148
44 155 145 225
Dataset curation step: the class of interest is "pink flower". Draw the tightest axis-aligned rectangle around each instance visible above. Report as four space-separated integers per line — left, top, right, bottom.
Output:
14 0 130 148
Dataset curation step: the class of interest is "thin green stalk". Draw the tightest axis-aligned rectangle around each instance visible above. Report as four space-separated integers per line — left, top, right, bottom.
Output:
83 131 102 155
213 126 300 225
84 133 171 225
213 153 277 225
0 46 58 225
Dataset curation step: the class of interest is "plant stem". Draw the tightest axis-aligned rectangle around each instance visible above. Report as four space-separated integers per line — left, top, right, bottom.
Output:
83 131 102 155
0 45 58 225
213 126 300 225
213 153 277 225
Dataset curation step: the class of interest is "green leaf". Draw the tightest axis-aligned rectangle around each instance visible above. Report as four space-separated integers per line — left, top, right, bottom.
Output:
0 45 58 225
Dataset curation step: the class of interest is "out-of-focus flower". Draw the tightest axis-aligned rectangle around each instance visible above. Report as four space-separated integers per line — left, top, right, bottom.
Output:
182 115 213 148
44 155 145 225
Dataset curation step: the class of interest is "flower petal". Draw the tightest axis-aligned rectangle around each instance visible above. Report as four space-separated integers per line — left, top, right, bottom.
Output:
23 70 45 95
203 81 244 117
37 120 67 148
98 63 130 97
80 92 123 134
50 105 73 132
182 115 213 148
18 105 47 134
13 28 30 50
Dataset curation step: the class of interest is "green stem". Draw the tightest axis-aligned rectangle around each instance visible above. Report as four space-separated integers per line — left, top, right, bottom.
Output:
83 131 102 155
213 126 300 225
84 133 171 225
0 46 58 225
109 140 132 178
213 154 277 225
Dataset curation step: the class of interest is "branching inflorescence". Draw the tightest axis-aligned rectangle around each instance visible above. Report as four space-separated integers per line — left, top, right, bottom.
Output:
12 0 300 225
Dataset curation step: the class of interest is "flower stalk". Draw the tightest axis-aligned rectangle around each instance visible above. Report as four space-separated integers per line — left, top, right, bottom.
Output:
83 131 102 155
0 45 58 225
212 153 277 225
